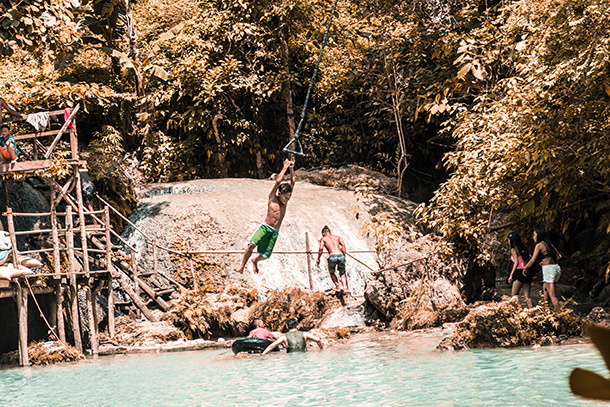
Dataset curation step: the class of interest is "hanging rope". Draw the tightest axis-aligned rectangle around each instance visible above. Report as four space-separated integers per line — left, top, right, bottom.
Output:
283 0 340 157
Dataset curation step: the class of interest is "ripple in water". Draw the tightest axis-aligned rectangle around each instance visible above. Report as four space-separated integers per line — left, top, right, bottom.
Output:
0 333 606 407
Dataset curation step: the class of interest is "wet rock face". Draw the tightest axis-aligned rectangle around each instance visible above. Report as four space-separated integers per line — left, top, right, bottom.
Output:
363 238 466 330
584 307 610 329
3 180 50 250
294 165 397 195
436 297 584 351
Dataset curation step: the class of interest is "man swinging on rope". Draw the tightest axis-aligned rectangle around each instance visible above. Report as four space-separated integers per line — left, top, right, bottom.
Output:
235 158 295 274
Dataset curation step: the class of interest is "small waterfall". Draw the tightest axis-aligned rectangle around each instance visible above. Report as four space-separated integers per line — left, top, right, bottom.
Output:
122 179 378 297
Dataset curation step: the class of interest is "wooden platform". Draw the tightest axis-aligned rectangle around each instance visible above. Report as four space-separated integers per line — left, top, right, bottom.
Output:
0 159 52 174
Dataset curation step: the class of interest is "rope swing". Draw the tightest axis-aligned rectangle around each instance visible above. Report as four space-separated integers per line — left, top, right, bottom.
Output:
282 0 340 157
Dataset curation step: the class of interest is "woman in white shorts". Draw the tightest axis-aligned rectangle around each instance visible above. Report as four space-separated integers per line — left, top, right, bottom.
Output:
523 228 562 308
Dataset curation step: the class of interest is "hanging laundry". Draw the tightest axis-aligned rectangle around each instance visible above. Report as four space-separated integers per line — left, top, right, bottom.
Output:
26 112 50 131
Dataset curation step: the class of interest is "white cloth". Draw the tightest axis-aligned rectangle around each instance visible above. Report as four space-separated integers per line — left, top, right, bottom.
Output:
26 112 50 131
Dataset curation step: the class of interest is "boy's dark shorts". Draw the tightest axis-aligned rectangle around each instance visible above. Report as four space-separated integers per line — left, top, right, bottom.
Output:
327 253 346 275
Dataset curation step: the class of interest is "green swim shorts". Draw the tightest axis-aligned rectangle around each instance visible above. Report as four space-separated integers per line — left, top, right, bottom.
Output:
249 223 279 259
327 253 346 276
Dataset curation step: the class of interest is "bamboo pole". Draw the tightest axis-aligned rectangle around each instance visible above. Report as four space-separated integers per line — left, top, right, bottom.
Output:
66 206 83 353
152 240 158 278
16 280 29 367
131 250 139 296
188 242 198 291
55 284 66 342
74 168 89 277
6 208 20 268
305 232 313 290
85 283 98 358
107 273 115 338
51 187 61 279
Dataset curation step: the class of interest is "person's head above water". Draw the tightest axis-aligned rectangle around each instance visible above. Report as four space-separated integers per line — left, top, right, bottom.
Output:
287 318 299 330
251 318 264 331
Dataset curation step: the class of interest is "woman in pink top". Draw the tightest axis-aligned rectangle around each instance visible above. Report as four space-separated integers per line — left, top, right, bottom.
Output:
507 232 533 307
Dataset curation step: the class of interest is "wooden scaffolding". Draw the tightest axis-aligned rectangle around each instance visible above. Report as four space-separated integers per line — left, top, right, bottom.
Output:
0 106 177 366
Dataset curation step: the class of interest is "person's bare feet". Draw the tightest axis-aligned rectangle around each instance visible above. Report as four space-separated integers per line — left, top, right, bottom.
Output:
234 265 244 273
251 258 260 274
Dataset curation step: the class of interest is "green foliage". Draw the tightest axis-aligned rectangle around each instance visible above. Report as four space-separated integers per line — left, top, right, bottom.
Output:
419 0 610 259
0 0 78 57
87 125 137 225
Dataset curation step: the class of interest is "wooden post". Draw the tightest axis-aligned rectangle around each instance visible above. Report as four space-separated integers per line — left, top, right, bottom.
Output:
50 186 61 278
55 284 66 342
6 208 20 267
85 283 99 358
131 250 139 296
66 206 83 353
189 255 198 291
107 273 115 338
104 206 115 338
74 168 90 277
1 182 8 228
15 281 29 366
152 240 158 278
305 232 313 290
188 242 198 291
104 207 112 273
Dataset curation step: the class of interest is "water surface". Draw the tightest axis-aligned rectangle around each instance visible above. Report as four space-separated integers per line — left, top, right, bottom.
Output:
0 332 606 406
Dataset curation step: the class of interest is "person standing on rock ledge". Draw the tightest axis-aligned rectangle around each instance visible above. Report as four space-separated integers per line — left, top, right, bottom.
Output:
316 225 350 295
235 158 295 274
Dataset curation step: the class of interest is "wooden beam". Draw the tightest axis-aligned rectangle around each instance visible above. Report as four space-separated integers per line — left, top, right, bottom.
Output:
0 159 52 174
66 206 83 353
55 283 66 342
50 186 61 278
6 208 20 267
85 283 99 358
137 278 171 312
114 270 157 322
14 130 57 140
15 281 29 366
75 166 89 277
107 273 115 338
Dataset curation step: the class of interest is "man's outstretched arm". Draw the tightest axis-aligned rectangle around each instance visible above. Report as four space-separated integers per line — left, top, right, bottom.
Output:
269 159 294 198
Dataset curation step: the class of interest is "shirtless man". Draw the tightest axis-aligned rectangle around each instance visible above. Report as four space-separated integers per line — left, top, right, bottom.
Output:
235 158 295 274
316 225 349 294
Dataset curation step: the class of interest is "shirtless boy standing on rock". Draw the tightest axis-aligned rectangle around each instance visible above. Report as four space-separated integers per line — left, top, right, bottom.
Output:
316 225 349 294
235 158 295 274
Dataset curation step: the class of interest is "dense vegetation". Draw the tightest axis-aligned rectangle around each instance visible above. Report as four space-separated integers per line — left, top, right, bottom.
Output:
1 0 609 276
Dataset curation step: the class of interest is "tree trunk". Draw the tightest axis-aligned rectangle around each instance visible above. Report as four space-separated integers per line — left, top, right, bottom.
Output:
385 55 409 197
212 108 228 177
125 0 144 96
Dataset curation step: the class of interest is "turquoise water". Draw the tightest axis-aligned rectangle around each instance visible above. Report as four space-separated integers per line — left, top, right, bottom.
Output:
0 332 606 407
